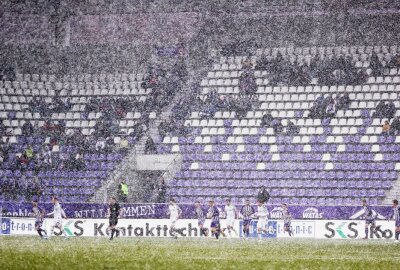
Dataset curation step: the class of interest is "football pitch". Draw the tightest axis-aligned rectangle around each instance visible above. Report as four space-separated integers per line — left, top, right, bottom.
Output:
0 236 399 270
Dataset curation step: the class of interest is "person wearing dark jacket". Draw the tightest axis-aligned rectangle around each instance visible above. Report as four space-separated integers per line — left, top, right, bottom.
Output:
257 186 270 204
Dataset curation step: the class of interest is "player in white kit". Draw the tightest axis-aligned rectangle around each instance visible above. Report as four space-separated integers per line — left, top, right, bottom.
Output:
168 198 182 239
47 196 68 238
223 199 238 237
256 200 269 240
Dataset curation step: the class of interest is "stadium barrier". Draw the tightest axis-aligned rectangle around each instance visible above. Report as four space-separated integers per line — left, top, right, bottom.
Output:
1 217 396 239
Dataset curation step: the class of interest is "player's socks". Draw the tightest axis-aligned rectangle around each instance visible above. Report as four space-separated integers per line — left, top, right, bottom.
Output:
395 231 399 240
110 229 115 239
365 228 369 238
37 230 43 237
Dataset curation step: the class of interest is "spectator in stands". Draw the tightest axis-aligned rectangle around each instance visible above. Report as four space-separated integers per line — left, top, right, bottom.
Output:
261 112 274 127
118 136 129 154
391 116 400 134
95 137 106 152
118 181 128 203
336 93 351 111
239 70 257 96
387 54 400 68
40 145 52 168
70 151 85 171
0 149 4 164
3 66 16 81
285 120 299 136
25 145 34 160
145 136 156 154
272 119 284 135
130 122 145 141
0 121 6 137
386 101 396 120
22 121 34 136
16 153 29 171
382 120 391 135
325 100 336 118
156 177 167 203
370 52 383 77
374 101 386 118
59 151 69 169
309 95 325 118
257 186 270 204
0 138 10 162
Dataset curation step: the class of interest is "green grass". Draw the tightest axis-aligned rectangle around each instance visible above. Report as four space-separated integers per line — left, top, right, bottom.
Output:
0 236 399 270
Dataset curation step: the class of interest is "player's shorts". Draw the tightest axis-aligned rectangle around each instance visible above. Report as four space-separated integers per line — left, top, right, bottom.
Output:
109 217 118 226
210 221 220 229
243 219 252 227
395 220 400 227
365 219 376 226
35 221 43 228
226 218 235 228
257 220 267 230
52 219 63 228
170 218 178 227
198 220 205 226
284 221 291 228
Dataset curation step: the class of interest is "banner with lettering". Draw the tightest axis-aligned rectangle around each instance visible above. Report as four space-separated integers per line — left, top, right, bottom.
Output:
0 202 394 220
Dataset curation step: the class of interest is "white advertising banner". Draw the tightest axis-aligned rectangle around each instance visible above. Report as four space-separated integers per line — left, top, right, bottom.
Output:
314 220 396 240
2 218 396 240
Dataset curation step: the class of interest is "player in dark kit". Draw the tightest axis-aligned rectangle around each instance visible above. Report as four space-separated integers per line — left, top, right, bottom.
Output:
240 199 255 238
282 203 293 236
32 201 47 238
207 200 222 239
361 199 376 239
388 199 400 242
107 197 122 240
195 201 208 237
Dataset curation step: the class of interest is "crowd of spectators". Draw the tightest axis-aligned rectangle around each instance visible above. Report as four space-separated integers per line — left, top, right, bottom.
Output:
260 112 299 135
28 95 72 117
373 101 396 120
381 117 400 136
0 174 43 202
197 89 258 119
308 93 351 119
256 52 368 86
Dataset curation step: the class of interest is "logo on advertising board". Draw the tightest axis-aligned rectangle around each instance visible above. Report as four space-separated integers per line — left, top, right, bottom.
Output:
11 219 35 234
93 220 202 238
323 221 393 239
52 220 85 237
277 221 315 238
1 218 11 235
269 207 283 219
302 208 323 219
238 221 277 238
349 209 386 220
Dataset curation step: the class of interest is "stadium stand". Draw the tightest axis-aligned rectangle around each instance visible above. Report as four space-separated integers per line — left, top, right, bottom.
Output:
0 73 155 203
158 45 400 206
